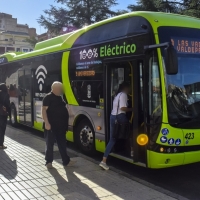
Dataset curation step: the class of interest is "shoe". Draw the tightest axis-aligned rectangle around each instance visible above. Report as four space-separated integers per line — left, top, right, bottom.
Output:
46 163 53 169
0 145 7 149
131 151 134 157
99 162 109 170
64 160 77 167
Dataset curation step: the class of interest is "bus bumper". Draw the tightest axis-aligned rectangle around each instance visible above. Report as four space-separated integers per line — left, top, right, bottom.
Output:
147 150 185 168
148 150 200 168
184 151 200 165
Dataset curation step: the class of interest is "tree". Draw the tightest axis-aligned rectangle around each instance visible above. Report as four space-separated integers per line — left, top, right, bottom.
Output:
26 37 38 48
128 0 200 18
182 0 200 18
128 0 180 13
38 0 119 33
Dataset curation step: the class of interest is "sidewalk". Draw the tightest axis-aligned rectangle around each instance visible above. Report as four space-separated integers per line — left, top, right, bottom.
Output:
0 126 176 200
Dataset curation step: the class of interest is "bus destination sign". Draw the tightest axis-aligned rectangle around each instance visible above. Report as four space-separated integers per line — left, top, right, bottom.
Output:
171 37 200 55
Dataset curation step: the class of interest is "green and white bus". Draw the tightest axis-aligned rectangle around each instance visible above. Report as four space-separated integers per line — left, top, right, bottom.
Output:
1 11 200 168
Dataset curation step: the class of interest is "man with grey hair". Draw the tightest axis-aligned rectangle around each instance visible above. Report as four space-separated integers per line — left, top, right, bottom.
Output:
42 81 75 168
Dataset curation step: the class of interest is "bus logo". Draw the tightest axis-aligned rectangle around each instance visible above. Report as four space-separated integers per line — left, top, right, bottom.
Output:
87 85 91 98
35 65 48 91
80 48 98 60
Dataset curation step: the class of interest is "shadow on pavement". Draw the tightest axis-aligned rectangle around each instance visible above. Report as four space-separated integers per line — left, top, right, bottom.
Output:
0 150 18 179
48 167 99 200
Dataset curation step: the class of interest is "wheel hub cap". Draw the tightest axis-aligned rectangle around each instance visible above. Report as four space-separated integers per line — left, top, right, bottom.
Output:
80 126 93 147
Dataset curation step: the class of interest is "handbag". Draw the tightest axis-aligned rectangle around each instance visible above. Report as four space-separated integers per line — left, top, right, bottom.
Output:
112 93 131 140
0 95 8 116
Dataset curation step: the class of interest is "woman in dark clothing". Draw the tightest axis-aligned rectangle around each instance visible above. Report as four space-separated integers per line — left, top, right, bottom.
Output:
0 83 10 149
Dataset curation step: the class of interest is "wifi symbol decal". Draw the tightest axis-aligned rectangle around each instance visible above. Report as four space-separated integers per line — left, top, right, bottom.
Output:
35 65 47 91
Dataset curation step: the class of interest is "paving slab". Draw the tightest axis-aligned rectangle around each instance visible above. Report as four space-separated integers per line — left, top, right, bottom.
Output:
0 127 177 200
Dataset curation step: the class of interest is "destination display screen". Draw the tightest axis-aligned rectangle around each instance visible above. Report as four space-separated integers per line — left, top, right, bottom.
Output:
171 37 200 55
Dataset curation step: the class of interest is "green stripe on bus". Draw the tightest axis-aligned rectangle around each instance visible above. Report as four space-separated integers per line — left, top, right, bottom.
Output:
62 52 78 105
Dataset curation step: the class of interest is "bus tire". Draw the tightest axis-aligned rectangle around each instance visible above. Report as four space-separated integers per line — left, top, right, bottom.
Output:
10 104 18 127
76 119 95 155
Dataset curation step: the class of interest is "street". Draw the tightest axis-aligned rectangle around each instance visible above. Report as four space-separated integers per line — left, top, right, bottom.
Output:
1 125 200 200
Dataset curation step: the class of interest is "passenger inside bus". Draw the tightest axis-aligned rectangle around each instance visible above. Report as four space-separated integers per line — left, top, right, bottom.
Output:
185 85 195 105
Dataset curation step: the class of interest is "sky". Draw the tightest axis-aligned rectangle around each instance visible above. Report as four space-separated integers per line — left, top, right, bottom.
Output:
0 0 136 34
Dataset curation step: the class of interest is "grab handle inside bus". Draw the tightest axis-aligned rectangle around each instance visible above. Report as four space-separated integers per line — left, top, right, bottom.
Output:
144 42 178 75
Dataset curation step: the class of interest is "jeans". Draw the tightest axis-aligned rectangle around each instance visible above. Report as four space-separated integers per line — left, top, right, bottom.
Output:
0 116 7 146
44 129 70 165
104 114 128 158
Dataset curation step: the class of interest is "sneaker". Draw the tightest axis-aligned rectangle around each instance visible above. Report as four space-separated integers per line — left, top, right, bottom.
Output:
64 160 77 167
46 163 53 169
99 162 109 170
131 151 134 157
0 145 7 149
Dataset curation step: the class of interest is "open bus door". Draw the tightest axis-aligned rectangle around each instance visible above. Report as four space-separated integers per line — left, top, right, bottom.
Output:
132 61 147 166
105 60 146 166
18 69 33 126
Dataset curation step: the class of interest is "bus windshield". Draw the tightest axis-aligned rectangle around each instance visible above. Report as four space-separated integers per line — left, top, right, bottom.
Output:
158 27 200 128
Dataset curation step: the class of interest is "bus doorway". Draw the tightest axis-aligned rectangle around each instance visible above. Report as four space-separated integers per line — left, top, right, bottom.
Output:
18 69 33 126
105 61 146 165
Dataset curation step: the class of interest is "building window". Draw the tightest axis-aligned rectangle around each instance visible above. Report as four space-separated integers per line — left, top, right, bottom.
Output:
16 48 21 52
6 47 15 52
23 49 28 52
30 49 33 52
0 47 5 54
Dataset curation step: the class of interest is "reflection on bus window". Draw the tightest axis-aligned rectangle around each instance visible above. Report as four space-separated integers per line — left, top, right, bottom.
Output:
166 57 200 125
149 57 162 117
71 81 103 108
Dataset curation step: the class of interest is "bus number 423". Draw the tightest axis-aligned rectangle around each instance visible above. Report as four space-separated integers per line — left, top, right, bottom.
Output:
185 133 194 140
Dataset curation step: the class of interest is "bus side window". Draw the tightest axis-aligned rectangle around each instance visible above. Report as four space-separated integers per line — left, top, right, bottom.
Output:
149 57 162 116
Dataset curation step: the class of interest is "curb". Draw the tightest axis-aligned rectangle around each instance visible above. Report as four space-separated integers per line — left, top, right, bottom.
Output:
66 148 189 200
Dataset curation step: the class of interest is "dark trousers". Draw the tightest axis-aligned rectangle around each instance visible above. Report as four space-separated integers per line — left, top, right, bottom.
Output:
0 116 7 146
44 129 70 165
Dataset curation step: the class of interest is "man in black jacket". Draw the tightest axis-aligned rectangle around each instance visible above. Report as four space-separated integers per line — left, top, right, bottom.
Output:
0 83 10 149
42 81 76 168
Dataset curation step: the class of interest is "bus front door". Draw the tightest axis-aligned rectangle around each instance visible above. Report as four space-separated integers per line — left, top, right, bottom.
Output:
18 69 33 126
106 61 146 165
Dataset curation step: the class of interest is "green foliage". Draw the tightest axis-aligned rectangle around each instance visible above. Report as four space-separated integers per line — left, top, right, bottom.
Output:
38 0 120 33
128 0 200 18
25 37 38 48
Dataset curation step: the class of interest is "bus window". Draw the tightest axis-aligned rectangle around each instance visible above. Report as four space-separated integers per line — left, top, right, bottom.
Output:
149 56 162 116
149 55 162 142
71 80 103 109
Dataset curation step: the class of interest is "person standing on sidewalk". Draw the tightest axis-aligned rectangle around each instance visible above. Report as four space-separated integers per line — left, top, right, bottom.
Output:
42 81 76 168
0 83 10 149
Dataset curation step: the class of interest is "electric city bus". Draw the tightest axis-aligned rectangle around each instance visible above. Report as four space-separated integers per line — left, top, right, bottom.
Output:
1 11 200 169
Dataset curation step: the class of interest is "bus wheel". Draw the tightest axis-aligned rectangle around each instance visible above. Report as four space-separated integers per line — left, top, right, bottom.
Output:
10 105 18 126
76 119 95 155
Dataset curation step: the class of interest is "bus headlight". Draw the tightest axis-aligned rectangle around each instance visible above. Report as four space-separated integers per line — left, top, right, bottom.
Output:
137 134 148 146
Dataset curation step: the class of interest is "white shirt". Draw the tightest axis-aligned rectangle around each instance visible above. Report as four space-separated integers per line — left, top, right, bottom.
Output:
111 92 128 115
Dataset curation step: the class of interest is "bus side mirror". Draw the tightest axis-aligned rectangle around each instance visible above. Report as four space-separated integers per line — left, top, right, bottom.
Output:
164 45 178 75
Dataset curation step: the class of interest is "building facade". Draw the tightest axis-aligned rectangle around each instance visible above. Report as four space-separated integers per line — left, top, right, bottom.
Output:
0 13 37 55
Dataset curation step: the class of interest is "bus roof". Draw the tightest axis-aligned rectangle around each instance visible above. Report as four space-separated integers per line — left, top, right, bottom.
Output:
1 11 200 63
